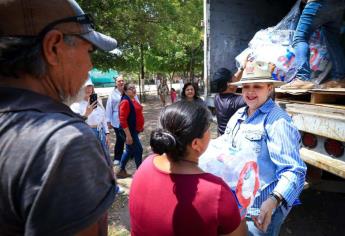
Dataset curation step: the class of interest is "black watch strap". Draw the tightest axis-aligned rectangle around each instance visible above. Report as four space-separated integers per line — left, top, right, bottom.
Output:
270 192 282 205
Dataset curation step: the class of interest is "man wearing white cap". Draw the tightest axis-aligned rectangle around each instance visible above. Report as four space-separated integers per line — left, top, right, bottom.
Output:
0 0 118 235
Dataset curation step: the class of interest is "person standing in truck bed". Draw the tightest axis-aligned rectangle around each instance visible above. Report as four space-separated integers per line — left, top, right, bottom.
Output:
282 0 345 89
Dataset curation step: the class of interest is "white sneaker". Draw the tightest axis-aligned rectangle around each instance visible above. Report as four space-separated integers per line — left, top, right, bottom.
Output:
113 160 120 166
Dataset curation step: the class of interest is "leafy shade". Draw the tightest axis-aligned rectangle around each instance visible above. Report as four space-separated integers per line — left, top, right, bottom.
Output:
78 0 203 82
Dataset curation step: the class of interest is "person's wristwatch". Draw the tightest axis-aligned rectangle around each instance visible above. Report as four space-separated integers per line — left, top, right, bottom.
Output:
240 66 245 71
269 192 282 206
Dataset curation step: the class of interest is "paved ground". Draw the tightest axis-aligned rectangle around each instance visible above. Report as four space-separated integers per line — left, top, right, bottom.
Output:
106 95 345 236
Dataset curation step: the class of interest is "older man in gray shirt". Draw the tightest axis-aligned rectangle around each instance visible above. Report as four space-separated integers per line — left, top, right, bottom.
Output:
0 0 118 235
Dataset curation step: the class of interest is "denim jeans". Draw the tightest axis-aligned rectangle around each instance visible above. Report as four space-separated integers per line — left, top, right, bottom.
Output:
113 127 125 161
91 127 111 165
246 206 289 236
293 0 345 81
120 131 143 170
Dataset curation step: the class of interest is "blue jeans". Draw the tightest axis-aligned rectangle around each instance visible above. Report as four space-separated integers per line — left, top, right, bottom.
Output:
120 131 143 170
91 127 111 165
293 0 345 81
246 206 289 236
113 127 125 161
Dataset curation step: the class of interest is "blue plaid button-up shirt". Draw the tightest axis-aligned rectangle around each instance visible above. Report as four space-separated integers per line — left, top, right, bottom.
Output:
223 98 307 216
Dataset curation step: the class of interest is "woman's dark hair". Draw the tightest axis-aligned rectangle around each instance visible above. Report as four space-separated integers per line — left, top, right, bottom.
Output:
123 82 135 92
150 101 212 161
181 82 199 100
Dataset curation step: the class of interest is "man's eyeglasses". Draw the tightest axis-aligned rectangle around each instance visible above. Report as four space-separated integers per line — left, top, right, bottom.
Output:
38 14 95 39
128 87 136 91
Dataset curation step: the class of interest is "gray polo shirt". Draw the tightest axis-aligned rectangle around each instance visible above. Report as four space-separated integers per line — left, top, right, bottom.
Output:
0 87 116 236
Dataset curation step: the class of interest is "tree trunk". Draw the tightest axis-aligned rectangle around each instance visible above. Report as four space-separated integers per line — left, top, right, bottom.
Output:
189 49 194 81
171 71 176 89
139 43 144 102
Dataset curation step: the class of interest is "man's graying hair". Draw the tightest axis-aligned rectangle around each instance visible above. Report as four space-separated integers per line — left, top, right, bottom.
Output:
0 35 76 79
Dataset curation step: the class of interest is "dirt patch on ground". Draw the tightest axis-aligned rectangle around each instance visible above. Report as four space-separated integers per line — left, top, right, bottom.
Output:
107 95 163 235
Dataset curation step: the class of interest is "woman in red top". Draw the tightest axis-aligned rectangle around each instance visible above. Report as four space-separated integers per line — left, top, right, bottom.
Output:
117 83 144 179
129 101 247 236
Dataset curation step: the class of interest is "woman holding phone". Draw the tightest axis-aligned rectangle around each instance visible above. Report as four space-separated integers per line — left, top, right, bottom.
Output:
70 78 110 156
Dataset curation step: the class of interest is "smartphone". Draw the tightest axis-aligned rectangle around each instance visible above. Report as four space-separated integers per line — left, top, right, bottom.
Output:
89 93 98 108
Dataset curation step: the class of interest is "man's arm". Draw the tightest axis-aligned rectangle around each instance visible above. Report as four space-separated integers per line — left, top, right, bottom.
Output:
232 68 244 83
76 213 108 236
233 54 250 82
105 94 113 129
22 123 116 235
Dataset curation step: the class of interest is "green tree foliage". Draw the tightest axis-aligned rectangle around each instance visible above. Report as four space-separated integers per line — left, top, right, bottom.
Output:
78 0 203 81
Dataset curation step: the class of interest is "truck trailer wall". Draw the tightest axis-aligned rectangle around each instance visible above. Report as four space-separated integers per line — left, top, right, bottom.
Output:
205 0 295 93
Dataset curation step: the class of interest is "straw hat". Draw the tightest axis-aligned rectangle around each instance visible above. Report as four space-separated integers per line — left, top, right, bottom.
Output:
231 61 285 87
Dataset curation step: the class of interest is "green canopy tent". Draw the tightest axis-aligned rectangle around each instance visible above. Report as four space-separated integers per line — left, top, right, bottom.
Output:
89 68 118 87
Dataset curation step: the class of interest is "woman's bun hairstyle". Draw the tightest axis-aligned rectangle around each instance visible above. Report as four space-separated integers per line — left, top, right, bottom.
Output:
150 101 212 161
150 129 176 155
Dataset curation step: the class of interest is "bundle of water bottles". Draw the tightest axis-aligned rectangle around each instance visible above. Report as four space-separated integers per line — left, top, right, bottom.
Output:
236 0 331 83
199 137 260 219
